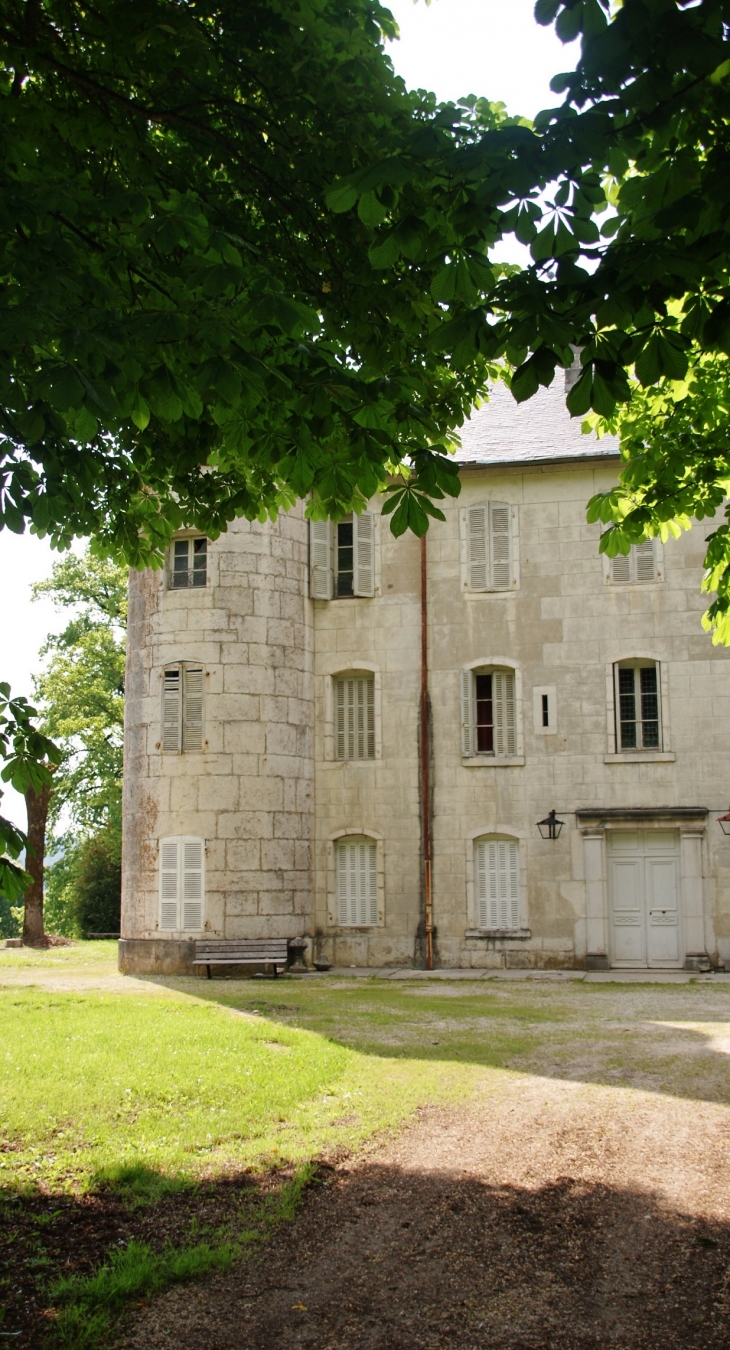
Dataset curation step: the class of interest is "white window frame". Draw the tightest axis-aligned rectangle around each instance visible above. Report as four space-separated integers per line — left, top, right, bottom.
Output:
333 672 376 761
460 501 519 594
161 663 205 753
460 659 524 765
168 534 209 590
326 829 385 928
158 835 205 932
322 663 382 761
465 828 528 935
603 537 663 585
605 654 673 760
309 511 376 599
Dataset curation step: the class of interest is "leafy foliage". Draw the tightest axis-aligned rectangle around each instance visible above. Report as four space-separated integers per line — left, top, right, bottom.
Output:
0 684 59 901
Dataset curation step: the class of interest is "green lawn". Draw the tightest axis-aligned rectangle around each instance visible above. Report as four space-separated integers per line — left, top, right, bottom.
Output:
2 943 730 1347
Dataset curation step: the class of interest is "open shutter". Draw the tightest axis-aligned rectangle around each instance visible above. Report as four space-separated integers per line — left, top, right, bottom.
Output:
493 670 516 756
353 511 375 596
460 669 473 757
489 503 512 589
508 842 520 929
182 837 204 930
160 837 179 929
310 519 332 599
335 678 346 760
162 669 181 752
476 841 488 928
182 667 203 751
611 551 631 583
467 506 488 591
635 539 655 581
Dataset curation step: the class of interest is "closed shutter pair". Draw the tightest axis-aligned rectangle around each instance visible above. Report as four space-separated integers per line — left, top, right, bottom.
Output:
475 839 520 930
336 839 378 926
610 539 655 583
160 837 204 931
311 513 374 598
467 502 512 591
335 676 375 760
461 669 516 757
163 666 203 752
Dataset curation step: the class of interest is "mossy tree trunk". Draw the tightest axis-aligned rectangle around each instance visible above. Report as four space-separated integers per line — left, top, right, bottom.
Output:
22 780 53 946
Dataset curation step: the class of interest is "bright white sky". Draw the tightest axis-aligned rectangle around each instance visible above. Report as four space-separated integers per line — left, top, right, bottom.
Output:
0 1 575 827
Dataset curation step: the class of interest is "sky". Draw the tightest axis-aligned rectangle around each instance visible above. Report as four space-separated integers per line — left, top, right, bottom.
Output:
0 1 575 827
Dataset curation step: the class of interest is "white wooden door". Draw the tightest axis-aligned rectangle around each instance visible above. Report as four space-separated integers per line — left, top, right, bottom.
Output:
608 831 682 968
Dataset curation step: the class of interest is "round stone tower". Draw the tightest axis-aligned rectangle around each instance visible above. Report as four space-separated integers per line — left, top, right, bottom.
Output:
119 506 314 974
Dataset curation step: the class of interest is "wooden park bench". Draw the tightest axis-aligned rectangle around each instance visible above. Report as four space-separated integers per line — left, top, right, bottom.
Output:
193 938 290 979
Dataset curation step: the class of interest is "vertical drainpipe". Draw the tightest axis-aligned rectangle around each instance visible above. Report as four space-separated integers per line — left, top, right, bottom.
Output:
420 533 434 970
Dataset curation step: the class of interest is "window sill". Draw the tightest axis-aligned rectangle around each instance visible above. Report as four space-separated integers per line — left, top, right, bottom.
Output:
465 928 532 940
462 755 525 768
604 752 675 763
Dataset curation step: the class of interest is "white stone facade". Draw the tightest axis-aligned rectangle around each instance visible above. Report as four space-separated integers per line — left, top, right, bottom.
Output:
120 382 730 974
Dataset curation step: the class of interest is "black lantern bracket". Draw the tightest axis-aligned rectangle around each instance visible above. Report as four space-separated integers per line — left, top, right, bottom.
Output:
718 810 730 836
537 809 564 840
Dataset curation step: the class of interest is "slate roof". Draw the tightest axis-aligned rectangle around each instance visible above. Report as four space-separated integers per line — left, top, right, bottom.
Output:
454 377 620 468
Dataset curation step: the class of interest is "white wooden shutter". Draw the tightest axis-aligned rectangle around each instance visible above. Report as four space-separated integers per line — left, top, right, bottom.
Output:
182 667 203 751
489 503 512 589
460 669 474 757
182 837 204 930
162 669 181 751
310 519 332 599
336 841 350 924
467 505 488 591
353 511 374 596
366 841 378 924
493 670 516 756
336 839 378 925
477 839 519 930
634 539 655 581
610 551 631 583
160 837 180 929
335 678 346 760
335 676 374 760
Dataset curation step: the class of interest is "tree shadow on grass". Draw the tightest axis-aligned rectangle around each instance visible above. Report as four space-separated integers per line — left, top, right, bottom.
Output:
119 1161 730 1350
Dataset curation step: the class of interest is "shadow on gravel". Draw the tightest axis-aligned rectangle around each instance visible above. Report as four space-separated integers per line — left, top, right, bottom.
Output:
120 1160 730 1350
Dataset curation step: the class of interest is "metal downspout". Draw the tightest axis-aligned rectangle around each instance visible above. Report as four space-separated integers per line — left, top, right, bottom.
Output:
420 533 434 970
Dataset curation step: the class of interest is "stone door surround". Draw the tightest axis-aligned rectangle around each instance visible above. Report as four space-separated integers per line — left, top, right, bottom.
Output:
576 808 710 973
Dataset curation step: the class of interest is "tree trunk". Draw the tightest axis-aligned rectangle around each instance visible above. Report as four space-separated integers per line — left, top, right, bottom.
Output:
22 781 52 946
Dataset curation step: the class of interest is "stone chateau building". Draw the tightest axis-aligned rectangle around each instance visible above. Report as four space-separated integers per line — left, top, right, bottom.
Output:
119 376 730 975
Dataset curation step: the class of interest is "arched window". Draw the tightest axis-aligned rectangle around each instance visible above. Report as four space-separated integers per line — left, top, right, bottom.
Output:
159 836 205 931
335 836 378 926
334 673 375 760
461 666 516 758
474 836 520 931
161 664 204 752
613 660 662 751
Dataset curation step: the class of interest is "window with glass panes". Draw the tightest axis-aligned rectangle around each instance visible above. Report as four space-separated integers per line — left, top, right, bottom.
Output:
335 519 354 597
475 674 494 753
171 537 207 589
614 662 661 750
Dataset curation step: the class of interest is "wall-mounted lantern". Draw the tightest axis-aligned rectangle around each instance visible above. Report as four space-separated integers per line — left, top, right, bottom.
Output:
718 810 730 836
536 809 564 841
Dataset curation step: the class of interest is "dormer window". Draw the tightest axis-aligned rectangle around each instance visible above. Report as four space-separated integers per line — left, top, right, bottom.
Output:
171 537 207 589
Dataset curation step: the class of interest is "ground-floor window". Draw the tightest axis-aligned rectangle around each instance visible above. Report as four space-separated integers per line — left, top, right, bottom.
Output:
159 836 205 931
475 837 520 930
336 837 378 926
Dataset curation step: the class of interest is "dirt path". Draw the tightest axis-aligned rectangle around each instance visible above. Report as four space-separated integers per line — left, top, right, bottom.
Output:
121 1073 730 1349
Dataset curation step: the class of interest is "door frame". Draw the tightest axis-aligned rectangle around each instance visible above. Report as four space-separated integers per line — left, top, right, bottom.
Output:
576 808 709 972
607 828 682 969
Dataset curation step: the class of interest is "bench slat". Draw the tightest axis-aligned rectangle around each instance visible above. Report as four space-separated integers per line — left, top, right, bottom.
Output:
193 937 296 978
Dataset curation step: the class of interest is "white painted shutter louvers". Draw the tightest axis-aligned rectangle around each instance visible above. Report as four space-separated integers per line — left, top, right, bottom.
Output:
467 505 488 591
182 667 203 751
310 519 332 599
489 503 512 590
610 539 655 583
467 502 512 590
476 839 520 930
492 669 516 756
353 511 374 597
182 839 204 930
336 839 378 926
160 838 180 930
635 538 655 581
159 836 205 931
162 669 181 751
334 675 375 760
460 669 473 757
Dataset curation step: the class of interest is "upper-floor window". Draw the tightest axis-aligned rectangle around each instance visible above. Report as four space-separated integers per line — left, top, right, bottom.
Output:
336 836 378 926
475 836 520 931
162 664 204 752
608 539 658 585
310 513 374 599
614 660 662 751
461 667 516 758
159 835 205 931
171 537 207 589
334 673 375 761
464 502 514 592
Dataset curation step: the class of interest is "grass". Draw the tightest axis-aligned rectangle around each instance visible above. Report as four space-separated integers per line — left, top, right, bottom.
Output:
2 943 730 1347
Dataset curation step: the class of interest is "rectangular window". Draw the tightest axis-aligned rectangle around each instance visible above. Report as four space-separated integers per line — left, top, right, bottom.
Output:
335 675 375 760
609 539 656 584
162 665 204 752
159 836 205 931
171 537 207 589
461 668 516 757
466 502 513 591
310 514 374 598
336 838 378 926
475 838 520 930
614 662 661 751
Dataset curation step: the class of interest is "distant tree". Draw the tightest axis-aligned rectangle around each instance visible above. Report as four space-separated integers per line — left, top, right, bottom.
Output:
0 684 58 929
